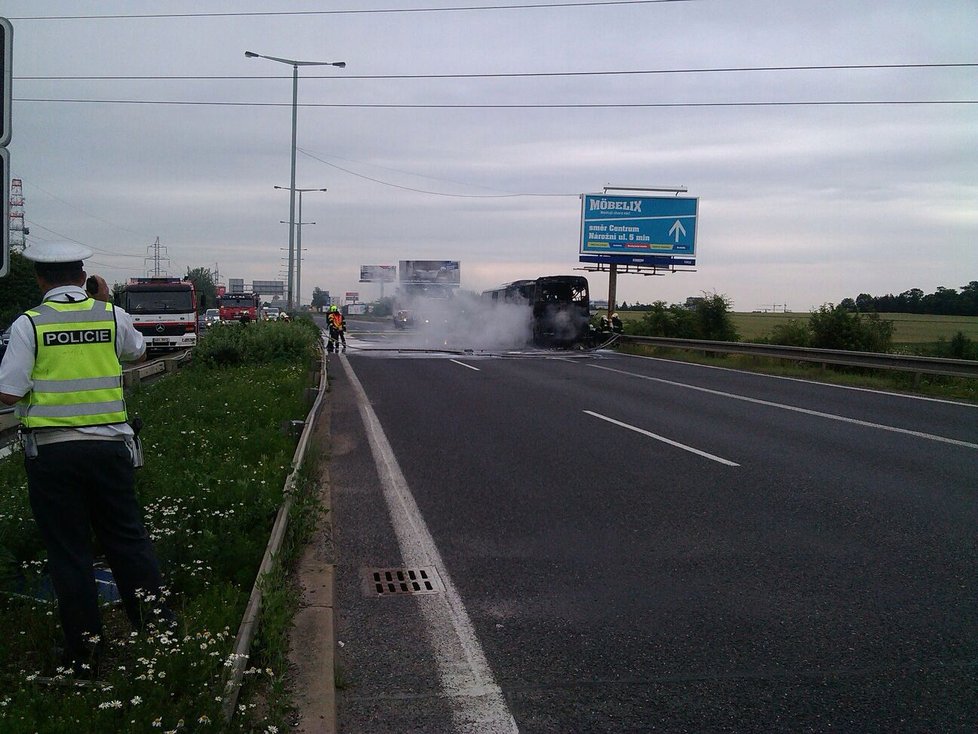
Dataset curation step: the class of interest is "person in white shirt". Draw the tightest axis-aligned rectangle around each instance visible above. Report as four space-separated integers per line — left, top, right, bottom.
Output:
0 242 171 677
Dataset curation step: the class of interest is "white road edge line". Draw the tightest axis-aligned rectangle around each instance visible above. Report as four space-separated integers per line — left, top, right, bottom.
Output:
450 359 481 371
589 363 978 450
341 355 519 734
584 410 740 467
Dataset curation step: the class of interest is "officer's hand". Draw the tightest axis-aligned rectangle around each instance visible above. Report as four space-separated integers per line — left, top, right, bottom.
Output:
86 275 111 302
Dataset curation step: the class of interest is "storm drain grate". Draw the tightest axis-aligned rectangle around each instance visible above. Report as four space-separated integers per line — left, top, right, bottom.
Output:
363 567 443 597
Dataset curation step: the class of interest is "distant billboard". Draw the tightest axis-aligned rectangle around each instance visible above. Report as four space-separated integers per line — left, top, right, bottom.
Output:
252 280 284 296
360 265 396 283
228 278 244 294
345 291 359 302
398 260 460 285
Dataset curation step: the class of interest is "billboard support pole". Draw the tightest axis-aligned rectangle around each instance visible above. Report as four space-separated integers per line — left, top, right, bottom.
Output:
607 263 618 322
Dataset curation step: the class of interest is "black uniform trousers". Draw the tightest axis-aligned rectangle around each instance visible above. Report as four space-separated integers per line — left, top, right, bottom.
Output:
24 439 166 665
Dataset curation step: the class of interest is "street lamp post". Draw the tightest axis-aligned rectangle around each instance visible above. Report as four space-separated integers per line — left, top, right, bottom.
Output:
280 228 312 308
246 50 345 311
275 186 327 310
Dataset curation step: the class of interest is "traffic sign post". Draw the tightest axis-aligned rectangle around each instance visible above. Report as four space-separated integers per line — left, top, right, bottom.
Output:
0 148 7 277
1 17 11 278
0 17 11 147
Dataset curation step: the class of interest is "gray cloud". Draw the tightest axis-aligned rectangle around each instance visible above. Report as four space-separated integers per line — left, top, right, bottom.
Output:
5 0 976 312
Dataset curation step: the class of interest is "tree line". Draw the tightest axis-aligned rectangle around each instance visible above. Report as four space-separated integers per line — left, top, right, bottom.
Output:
0 251 221 326
839 282 978 316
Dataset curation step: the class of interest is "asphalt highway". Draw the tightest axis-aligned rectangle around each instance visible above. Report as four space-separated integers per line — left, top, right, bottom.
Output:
327 335 978 733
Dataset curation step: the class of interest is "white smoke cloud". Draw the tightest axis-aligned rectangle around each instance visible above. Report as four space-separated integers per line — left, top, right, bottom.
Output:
390 289 532 353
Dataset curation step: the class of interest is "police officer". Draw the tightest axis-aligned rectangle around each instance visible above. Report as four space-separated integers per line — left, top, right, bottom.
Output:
0 242 170 676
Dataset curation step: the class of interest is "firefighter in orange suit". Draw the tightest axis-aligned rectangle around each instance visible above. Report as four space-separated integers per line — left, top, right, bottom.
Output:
327 305 346 352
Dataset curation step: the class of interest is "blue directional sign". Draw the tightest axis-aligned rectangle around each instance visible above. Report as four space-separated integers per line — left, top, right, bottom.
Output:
580 194 698 260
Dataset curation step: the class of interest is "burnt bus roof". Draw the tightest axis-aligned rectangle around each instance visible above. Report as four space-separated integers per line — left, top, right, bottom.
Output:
536 275 588 285
484 275 588 293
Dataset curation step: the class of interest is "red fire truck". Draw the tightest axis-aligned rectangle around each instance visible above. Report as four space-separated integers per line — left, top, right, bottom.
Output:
218 292 261 322
119 277 198 350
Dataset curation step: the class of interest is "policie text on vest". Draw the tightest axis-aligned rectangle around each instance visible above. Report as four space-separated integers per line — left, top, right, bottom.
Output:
42 329 113 346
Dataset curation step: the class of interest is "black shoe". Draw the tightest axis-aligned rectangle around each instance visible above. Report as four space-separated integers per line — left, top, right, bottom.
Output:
62 642 103 680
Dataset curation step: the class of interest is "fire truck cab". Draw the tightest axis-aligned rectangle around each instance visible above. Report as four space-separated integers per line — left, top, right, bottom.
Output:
119 277 198 350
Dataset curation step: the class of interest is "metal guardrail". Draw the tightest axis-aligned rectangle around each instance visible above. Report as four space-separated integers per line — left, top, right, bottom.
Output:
616 335 978 379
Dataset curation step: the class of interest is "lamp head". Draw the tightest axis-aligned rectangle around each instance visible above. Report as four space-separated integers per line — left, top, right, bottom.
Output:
333 62 347 69
244 51 259 58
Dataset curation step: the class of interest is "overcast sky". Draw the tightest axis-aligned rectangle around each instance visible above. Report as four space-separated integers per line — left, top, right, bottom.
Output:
4 0 976 311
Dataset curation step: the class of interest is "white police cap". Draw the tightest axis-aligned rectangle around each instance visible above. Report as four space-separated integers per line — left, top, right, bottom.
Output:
21 241 94 263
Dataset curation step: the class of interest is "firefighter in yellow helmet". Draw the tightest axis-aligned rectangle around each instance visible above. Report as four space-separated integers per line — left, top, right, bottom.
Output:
0 242 172 677
326 304 347 353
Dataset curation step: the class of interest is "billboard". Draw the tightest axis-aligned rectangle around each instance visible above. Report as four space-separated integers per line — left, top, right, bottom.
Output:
398 260 460 285
252 280 285 296
360 265 396 283
345 291 359 303
580 194 697 260
228 278 244 293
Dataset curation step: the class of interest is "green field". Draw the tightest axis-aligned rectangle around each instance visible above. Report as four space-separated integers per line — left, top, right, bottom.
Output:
614 310 978 344
727 312 978 344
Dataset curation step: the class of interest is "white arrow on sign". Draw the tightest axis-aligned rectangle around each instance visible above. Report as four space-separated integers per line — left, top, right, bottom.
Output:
669 219 686 242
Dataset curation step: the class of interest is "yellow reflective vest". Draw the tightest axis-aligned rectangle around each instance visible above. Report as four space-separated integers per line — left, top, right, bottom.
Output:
19 298 128 429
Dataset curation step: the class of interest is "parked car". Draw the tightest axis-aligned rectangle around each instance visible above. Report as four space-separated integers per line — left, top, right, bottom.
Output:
204 308 221 326
262 307 281 321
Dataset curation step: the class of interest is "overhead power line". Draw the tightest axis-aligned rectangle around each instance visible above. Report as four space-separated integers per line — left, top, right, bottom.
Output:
297 146 572 198
14 62 977 81
14 97 977 109
8 1 695 21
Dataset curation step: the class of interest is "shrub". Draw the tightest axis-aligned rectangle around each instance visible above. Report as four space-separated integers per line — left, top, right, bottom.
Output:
695 292 739 341
808 304 894 352
632 293 738 341
765 319 812 347
193 317 320 368
940 331 978 360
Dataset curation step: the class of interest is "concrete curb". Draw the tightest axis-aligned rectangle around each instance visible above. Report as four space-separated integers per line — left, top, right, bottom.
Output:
289 560 336 733
287 353 336 733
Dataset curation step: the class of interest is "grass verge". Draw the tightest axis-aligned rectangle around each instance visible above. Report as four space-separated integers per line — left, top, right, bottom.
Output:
618 343 978 404
0 319 325 732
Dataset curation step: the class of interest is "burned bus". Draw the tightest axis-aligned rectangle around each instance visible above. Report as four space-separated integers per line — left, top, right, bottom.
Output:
483 275 591 347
